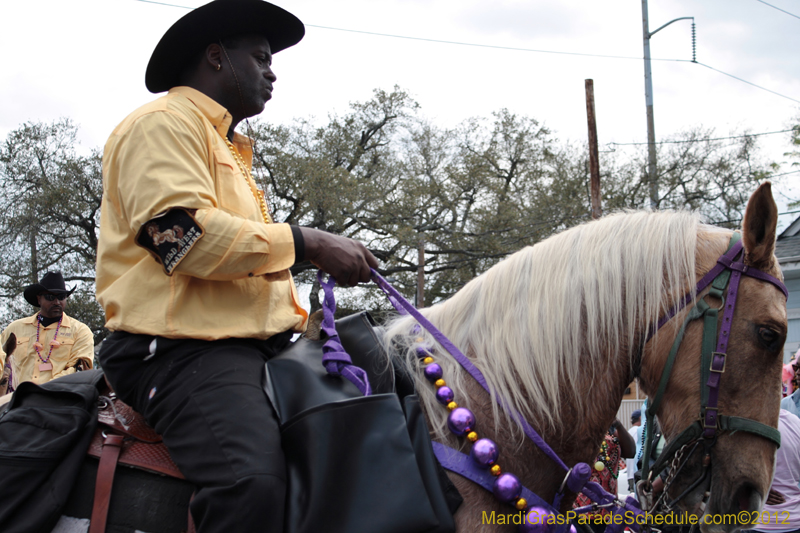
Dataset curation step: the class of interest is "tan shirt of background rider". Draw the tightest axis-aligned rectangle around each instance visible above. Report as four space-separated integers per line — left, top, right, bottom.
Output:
0 271 94 388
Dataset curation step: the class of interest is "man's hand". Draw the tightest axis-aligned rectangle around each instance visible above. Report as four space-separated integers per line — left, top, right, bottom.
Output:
767 489 785 506
300 228 379 287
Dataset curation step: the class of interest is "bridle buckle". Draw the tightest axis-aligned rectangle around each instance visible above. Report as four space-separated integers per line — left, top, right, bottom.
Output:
709 353 726 373
702 406 719 430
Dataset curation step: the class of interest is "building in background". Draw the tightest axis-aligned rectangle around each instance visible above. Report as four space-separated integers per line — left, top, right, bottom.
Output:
778 215 800 363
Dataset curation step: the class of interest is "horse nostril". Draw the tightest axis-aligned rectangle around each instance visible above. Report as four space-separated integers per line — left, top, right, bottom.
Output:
733 482 761 513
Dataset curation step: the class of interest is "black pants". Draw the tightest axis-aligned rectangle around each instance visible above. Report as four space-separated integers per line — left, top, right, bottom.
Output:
99 331 292 533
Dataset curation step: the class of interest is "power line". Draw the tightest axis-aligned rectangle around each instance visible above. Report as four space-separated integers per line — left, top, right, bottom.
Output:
132 0 189 8
608 128 794 146
306 24 678 62
754 0 800 21
769 169 800 178
130 0 681 62
694 62 800 104
130 0 799 104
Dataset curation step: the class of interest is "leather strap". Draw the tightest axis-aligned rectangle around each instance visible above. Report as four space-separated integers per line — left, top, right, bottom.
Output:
90 433 125 533
187 492 196 533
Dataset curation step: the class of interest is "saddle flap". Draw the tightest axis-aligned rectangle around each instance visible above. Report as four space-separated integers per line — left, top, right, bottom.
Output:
90 378 183 479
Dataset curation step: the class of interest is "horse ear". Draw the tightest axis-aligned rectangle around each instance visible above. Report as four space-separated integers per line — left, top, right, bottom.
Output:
2 333 14 359
741 182 778 269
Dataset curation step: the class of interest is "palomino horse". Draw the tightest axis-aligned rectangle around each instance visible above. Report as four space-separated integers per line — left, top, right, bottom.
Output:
382 182 786 532
8 183 784 533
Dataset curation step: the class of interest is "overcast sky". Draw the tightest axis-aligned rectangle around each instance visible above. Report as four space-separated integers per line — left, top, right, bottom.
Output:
3 0 799 228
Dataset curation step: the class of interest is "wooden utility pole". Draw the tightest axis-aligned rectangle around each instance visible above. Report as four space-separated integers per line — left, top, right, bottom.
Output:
585 79 602 220
416 239 425 307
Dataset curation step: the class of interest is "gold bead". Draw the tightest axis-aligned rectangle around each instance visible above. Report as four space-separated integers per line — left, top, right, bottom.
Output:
415 337 424 343
490 465 502 476
467 431 478 442
516 498 528 510
447 401 458 410
434 379 446 388
423 356 434 364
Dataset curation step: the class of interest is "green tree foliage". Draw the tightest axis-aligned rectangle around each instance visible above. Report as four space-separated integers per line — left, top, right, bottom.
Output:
248 88 778 309
0 119 106 341
602 128 774 228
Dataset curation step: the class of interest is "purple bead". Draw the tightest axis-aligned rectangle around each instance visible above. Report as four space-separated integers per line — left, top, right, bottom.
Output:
416 346 431 358
423 363 443 382
411 324 421 335
519 507 553 533
435 386 454 405
447 407 475 436
492 472 521 502
470 438 498 468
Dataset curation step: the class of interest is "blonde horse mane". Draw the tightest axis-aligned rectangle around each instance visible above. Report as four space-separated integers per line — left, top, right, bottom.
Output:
384 210 703 443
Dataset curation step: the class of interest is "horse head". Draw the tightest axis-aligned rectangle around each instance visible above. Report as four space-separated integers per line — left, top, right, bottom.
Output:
640 182 786 532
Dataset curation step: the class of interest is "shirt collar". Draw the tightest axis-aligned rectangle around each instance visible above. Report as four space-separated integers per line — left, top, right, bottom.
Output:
169 86 233 137
169 86 253 167
28 312 72 327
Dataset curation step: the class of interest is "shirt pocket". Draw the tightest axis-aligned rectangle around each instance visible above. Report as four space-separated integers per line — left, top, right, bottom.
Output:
13 336 29 357
212 146 260 219
53 338 75 362
45 337 75 366
7 336 28 374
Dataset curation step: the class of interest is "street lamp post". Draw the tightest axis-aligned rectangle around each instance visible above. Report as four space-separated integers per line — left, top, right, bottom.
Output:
641 0 695 209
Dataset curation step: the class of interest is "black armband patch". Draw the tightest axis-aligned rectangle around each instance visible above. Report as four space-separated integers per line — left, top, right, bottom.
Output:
135 207 204 275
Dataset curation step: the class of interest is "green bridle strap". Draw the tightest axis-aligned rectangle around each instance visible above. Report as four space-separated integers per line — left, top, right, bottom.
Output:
641 303 706 482
718 416 781 447
699 236 735 410
647 417 781 481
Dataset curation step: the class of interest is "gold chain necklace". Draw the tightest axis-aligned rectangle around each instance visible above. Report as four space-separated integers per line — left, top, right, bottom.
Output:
222 135 271 224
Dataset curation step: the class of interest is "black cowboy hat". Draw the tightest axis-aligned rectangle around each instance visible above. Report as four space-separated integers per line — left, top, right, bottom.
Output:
145 0 305 93
23 271 76 307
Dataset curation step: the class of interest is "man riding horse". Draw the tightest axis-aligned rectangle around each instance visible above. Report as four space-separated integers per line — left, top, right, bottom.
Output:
1 271 94 392
95 1 378 531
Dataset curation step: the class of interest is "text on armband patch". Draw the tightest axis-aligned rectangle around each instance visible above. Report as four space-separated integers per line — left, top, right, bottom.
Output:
135 207 205 275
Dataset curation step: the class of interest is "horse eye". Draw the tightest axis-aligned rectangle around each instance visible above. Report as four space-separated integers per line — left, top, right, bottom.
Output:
758 327 777 345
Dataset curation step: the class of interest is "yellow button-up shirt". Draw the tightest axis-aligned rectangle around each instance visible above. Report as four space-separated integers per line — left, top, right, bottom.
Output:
0 313 94 388
97 86 308 340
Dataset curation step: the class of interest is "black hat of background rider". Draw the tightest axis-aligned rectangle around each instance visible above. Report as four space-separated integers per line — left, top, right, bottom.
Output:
23 271 76 308
145 0 305 94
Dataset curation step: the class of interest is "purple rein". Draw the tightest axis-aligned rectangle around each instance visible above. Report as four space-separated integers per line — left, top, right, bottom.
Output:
318 271 372 396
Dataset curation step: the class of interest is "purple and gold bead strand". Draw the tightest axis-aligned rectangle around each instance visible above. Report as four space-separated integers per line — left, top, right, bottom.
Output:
415 333 529 514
